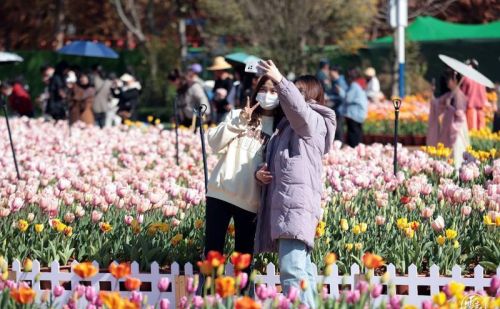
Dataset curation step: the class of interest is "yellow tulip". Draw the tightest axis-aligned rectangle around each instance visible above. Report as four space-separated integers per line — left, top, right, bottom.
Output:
360 223 367 233
34 224 44 233
445 229 457 240
353 225 361 235
354 243 363 251
484 215 494 226
453 241 460 249
345 243 354 252
324 253 337 266
433 292 447 305
18 220 29 232
437 235 446 246
449 281 464 296
340 219 349 231
397 218 408 230
404 227 415 239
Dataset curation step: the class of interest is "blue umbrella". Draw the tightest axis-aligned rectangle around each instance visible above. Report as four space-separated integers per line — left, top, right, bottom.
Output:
58 40 119 59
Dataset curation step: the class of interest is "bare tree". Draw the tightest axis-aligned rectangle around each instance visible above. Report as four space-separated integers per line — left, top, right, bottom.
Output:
199 0 377 74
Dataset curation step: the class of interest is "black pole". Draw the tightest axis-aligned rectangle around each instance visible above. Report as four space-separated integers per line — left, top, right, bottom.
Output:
393 100 400 175
173 98 179 166
1 102 21 180
195 105 209 193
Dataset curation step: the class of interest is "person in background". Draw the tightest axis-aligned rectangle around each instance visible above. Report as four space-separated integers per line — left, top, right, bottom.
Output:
207 56 233 123
492 82 499 133
168 69 210 128
338 68 368 148
47 61 69 121
106 73 121 127
329 65 348 141
254 60 336 309
227 71 243 108
68 72 95 125
91 65 112 128
37 65 54 118
316 59 331 93
187 63 205 85
0 80 34 117
461 59 487 130
113 73 141 123
364 67 383 104
427 71 469 168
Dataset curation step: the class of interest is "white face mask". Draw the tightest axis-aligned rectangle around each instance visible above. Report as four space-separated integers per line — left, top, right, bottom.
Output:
256 92 279 110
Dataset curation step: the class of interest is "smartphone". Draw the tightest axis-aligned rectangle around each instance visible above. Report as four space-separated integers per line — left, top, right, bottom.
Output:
244 60 259 74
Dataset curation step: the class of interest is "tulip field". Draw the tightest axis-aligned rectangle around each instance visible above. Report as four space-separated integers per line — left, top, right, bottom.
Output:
0 117 499 308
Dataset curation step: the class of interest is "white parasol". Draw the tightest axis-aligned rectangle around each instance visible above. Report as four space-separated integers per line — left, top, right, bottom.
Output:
438 54 494 88
0 51 23 63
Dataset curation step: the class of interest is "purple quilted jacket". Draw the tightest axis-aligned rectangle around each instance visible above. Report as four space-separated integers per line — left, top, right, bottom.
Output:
254 78 336 253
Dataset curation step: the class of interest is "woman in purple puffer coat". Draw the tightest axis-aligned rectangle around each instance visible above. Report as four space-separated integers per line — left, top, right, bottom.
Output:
255 60 336 308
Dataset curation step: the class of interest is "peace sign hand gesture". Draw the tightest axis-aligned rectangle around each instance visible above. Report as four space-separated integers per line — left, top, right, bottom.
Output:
240 96 260 122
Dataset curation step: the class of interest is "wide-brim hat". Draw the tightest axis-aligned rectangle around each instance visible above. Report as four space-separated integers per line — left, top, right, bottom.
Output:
207 56 232 71
364 67 376 77
120 73 135 83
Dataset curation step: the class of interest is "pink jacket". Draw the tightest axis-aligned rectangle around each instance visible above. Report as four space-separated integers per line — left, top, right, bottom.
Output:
460 77 487 109
426 89 467 148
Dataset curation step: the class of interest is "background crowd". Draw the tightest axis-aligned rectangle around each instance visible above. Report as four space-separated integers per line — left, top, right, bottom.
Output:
1 62 142 127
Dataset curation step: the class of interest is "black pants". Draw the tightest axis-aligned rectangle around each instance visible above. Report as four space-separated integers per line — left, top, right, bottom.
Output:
94 112 106 128
204 197 257 258
345 117 363 148
493 112 500 133
334 113 344 142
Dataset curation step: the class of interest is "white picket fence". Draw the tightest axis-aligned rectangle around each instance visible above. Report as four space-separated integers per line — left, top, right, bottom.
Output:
8 259 500 307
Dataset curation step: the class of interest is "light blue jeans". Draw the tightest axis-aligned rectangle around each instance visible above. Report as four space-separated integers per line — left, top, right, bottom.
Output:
279 239 317 308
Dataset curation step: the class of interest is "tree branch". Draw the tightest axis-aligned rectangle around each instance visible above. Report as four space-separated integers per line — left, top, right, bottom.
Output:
113 0 145 42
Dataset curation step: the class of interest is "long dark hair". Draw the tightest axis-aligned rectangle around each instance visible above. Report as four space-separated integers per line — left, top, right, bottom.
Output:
167 69 189 95
294 75 326 105
248 76 284 130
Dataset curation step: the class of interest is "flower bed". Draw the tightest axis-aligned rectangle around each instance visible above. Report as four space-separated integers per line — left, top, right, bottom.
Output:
0 119 499 278
363 96 498 146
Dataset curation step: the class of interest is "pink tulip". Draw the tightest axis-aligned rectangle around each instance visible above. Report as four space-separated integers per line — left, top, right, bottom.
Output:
371 284 383 298
431 215 445 232
53 285 65 298
179 296 188 309
192 296 204 308
64 212 75 224
238 272 248 290
129 291 142 304
158 277 170 292
57 178 71 191
124 215 134 226
137 214 144 224
422 299 432 309
86 305 96 309
490 275 500 296
279 296 291 309
91 210 102 223
85 286 97 303
355 280 369 294
159 298 170 309
287 286 299 302
461 206 472 217
75 284 86 298
346 290 360 304
186 277 198 294
421 207 434 219
256 284 269 300
267 284 278 298
389 295 401 309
